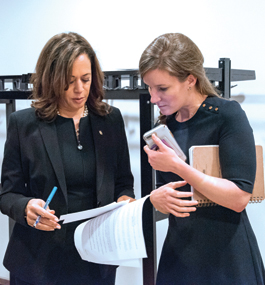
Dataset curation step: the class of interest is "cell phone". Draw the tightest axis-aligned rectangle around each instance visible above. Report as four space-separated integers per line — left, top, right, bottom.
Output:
143 124 187 161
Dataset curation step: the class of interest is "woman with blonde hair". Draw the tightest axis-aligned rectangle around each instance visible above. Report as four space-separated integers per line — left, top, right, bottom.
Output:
140 33 265 284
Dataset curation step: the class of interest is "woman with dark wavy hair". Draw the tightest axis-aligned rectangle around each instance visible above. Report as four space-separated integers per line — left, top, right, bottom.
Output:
0 32 135 285
140 33 265 284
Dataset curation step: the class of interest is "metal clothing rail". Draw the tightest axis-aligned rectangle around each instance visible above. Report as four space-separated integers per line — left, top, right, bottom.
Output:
0 58 256 285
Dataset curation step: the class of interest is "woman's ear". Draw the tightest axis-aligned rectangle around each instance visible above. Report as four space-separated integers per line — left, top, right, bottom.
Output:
187 74 197 87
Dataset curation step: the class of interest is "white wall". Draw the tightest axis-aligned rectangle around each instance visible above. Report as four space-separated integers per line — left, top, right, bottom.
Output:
1 0 265 283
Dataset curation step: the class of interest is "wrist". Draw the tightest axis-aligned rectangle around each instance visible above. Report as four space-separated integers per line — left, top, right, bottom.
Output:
171 156 185 174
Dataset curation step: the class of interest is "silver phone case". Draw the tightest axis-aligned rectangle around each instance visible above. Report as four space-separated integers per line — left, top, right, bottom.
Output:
143 124 186 161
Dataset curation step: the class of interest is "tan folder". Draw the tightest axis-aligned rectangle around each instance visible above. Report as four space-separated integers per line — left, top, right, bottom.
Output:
189 145 264 206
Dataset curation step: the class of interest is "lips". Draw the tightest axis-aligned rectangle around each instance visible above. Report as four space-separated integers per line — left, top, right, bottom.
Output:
157 104 171 115
73 97 85 103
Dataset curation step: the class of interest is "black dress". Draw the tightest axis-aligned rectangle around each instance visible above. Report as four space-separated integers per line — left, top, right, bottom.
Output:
156 96 265 285
55 115 116 285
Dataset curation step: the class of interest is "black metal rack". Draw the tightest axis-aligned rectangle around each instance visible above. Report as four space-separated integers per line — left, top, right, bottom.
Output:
0 58 256 285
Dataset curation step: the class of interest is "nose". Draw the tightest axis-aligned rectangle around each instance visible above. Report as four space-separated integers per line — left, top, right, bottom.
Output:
74 79 84 93
149 88 161 104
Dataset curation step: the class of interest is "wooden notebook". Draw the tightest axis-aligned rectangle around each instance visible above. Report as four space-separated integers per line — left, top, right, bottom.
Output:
189 145 264 207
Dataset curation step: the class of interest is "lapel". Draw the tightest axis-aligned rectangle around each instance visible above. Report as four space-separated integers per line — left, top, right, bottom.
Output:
38 120 68 204
89 113 107 197
38 113 108 204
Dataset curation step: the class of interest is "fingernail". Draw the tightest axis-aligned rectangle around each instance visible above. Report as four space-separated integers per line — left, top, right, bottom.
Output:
56 224 61 229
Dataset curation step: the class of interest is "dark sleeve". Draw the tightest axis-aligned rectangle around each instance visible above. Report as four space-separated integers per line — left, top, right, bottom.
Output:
0 112 32 225
219 100 256 193
112 108 135 200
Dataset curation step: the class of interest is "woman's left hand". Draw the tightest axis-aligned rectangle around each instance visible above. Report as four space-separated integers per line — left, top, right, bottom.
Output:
117 195 136 203
150 181 198 217
144 134 183 173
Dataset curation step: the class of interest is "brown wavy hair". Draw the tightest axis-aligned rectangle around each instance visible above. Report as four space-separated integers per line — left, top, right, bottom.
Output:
139 33 219 123
31 32 111 121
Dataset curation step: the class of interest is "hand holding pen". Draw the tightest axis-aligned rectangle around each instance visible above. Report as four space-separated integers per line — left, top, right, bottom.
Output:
25 186 61 231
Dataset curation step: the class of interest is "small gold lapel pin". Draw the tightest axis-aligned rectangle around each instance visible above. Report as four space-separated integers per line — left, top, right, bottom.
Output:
99 130 103 135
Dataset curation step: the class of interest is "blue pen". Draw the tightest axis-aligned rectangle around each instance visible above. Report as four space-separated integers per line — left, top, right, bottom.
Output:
33 186 58 228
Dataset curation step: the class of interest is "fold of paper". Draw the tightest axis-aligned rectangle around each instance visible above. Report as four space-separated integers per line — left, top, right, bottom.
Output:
97 258 141 267
74 195 150 267
59 200 129 224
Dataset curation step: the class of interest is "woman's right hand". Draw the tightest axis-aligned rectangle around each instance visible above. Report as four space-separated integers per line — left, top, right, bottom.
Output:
150 181 198 218
25 199 61 231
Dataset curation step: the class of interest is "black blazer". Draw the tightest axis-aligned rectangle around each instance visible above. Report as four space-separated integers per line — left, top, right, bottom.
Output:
0 106 134 284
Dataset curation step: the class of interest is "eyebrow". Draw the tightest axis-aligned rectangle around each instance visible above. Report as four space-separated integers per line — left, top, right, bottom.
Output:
71 73 91 78
144 82 167 87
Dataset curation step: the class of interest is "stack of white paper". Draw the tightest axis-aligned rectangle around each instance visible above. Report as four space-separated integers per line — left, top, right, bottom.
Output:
60 196 150 267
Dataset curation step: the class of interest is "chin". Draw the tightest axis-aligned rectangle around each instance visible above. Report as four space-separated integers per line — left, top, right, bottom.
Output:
160 110 174 116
